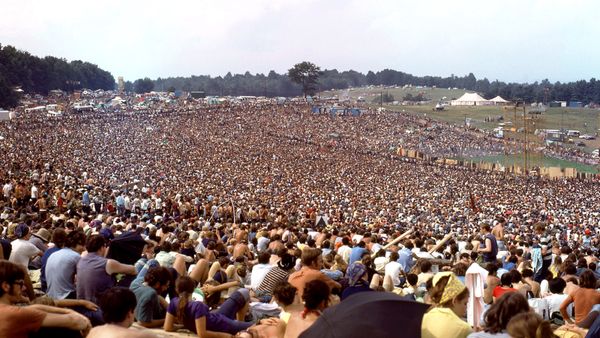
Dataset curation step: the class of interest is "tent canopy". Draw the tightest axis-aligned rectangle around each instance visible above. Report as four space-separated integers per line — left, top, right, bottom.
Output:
451 92 490 106
490 95 509 103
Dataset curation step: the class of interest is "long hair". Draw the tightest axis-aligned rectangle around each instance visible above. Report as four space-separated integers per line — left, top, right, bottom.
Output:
175 276 196 322
483 292 530 333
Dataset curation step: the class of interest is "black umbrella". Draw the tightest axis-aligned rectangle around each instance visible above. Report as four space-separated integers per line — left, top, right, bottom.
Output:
107 231 146 265
300 292 430 338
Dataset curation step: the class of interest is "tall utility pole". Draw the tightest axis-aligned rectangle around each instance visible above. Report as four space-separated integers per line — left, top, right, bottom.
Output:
380 91 383 107
523 104 528 174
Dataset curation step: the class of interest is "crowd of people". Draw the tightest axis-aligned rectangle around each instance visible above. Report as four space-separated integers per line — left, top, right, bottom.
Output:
1 96 600 337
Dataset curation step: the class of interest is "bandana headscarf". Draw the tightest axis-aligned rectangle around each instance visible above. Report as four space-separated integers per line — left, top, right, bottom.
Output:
432 272 466 305
346 262 368 286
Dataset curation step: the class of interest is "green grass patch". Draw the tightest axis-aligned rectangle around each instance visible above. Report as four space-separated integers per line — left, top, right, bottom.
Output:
459 153 598 174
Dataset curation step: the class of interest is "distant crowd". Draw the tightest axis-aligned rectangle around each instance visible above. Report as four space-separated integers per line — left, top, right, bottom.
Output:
1 98 600 337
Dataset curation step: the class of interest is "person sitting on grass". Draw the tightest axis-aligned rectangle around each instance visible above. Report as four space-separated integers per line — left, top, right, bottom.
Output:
164 275 253 337
87 287 157 338
0 259 91 338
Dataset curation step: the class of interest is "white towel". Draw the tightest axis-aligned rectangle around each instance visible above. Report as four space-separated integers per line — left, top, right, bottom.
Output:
466 263 489 328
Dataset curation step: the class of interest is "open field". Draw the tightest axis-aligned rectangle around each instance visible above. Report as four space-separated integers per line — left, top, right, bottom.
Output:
460 153 599 174
319 87 600 151
321 86 466 103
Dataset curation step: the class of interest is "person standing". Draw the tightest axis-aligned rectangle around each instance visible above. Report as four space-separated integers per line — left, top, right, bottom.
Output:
477 224 498 264
492 218 505 251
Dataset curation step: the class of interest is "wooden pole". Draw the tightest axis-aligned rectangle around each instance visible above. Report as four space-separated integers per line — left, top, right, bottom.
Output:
372 229 414 257
428 232 455 254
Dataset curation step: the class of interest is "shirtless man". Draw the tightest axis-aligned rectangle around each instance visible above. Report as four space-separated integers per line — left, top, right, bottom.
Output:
492 218 506 251
234 224 249 243
232 240 253 261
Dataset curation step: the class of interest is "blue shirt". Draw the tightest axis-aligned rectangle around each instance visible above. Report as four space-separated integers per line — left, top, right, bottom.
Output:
349 247 367 264
82 191 90 206
46 247 81 299
397 247 415 272
41 246 61 292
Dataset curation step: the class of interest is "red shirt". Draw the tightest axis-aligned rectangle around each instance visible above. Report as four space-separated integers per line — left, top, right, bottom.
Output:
0 304 46 338
493 285 517 299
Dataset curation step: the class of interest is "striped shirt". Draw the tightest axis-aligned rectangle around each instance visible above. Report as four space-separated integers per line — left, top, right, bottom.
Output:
256 266 290 295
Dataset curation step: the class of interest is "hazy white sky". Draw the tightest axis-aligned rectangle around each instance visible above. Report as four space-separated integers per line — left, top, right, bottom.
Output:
1 0 599 83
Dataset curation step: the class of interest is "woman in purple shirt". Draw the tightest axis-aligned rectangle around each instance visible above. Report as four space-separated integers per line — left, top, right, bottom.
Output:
164 276 252 336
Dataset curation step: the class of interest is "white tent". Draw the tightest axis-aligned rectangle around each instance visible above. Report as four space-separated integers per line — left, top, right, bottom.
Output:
451 92 490 106
490 96 509 105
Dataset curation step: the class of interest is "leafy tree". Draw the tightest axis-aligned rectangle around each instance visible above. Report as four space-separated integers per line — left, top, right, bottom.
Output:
133 78 154 93
124 81 134 93
366 71 377 85
0 73 19 108
287 61 321 97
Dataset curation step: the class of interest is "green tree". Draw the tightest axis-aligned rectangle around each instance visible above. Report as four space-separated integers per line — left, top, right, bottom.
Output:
0 73 20 108
287 61 321 97
134 77 154 93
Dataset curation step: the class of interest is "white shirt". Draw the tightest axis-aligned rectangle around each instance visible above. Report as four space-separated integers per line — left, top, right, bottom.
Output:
374 256 389 274
250 264 273 289
544 293 568 315
9 239 41 269
385 261 402 286
337 245 352 263
3 183 12 198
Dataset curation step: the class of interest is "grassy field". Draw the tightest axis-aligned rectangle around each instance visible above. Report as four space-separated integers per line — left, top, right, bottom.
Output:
321 86 466 103
460 153 599 174
320 86 600 151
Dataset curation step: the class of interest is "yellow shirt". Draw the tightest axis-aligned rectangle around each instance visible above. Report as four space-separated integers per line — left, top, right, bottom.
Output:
422 307 472 338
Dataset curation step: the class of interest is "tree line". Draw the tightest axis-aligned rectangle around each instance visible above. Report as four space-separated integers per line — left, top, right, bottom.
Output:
150 67 600 105
0 44 115 108
2 42 600 109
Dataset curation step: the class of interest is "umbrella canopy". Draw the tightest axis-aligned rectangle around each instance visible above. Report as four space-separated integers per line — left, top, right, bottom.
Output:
107 231 147 265
300 292 430 338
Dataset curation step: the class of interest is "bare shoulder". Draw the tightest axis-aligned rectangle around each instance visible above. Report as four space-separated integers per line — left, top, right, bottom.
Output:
88 324 160 338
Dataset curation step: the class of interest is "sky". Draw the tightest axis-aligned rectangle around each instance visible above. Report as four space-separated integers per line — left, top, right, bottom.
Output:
1 0 599 84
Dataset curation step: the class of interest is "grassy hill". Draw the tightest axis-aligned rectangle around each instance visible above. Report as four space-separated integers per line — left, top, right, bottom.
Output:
320 85 465 103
